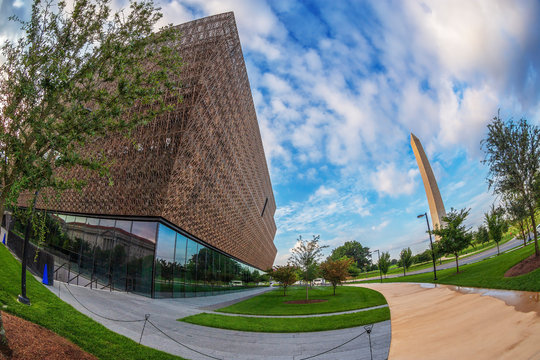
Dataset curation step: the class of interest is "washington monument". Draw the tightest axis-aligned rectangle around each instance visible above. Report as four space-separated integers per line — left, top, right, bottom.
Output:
410 133 446 231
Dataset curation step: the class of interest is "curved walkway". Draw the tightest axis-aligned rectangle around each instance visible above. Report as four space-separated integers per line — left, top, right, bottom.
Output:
47 283 391 360
354 237 530 282
206 304 389 318
352 283 540 360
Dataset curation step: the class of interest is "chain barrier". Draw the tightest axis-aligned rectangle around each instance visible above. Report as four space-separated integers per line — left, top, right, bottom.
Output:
62 283 145 323
61 283 377 360
299 324 373 360
146 319 222 360
61 283 222 359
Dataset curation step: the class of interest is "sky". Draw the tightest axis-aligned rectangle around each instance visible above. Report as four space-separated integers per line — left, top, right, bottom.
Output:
2 0 540 265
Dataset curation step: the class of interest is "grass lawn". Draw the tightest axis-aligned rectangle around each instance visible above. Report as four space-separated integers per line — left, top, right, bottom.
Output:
216 286 387 315
0 244 183 360
356 233 518 279
353 244 540 291
179 307 390 333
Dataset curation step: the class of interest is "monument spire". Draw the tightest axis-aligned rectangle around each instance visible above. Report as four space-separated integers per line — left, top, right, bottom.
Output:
410 133 446 232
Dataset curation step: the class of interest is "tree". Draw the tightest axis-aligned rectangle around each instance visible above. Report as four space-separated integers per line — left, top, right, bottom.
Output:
0 0 182 215
0 0 182 344
484 204 506 255
289 235 328 301
430 242 444 265
329 240 370 269
320 257 353 295
504 193 529 247
431 208 473 273
413 249 431 264
378 251 391 277
481 115 540 256
269 265 297 296
475 225 490 247
399 247 413 276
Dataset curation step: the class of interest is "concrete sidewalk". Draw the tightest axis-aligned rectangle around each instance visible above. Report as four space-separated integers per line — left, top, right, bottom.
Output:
352 237 529 282
353 283 540 360
47 282 391 360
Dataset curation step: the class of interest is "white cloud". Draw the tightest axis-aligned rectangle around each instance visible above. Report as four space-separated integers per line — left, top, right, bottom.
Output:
370 163 418 197
371 220 390 232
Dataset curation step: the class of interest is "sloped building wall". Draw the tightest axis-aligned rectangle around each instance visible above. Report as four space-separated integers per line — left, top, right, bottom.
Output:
19 12 277 270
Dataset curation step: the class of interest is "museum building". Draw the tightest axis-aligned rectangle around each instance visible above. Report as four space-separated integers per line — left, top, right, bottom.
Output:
15 12 277 298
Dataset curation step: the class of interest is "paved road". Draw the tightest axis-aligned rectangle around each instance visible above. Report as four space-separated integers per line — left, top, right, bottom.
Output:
357 236 533 281
47 283 391 360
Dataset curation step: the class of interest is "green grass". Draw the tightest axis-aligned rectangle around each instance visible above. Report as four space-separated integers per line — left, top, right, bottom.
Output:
355 231 519 279
179 307 390 333
353 244 540 291
216 286 387 315
0 244 183 360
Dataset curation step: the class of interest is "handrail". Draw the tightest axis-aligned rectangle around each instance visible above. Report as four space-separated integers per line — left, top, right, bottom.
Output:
53 262 68 274
68 273 81 284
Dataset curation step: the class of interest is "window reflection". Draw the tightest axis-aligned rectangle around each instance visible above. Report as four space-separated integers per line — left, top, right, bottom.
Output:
185 239 198 297
32 212 263 298
174 235 187 297
154 224 176 298
131 221 157 243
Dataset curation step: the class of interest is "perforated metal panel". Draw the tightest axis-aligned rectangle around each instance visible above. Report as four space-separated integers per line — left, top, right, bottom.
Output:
19 13 277 270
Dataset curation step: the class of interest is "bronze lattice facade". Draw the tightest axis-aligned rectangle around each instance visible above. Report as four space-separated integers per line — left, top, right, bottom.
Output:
20 13 277 275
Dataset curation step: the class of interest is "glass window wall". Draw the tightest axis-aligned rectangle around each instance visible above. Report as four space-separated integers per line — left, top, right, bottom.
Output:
154 224 176 298
185 239 198 297
173 234 187 297
34 212 262 298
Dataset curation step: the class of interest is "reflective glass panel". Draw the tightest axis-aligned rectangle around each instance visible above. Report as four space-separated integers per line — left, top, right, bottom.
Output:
173 234 187 297
184 239 198 297
126 235 154 297
115 220 132 233
131 221 157 243
154 224 176 298
86 217 99 226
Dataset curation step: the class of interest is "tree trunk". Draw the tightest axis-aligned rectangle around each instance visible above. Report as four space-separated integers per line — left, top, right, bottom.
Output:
403 267 406 276
333 284 336 295
0 204 7 350
305 283 309 301
519 221 527 247
496 242 500 255
455 254 459 273
529 208 540 256
0 312 6 346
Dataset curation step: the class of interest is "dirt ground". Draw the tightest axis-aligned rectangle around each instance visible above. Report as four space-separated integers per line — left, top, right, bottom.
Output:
0 312 96 360
504 254 540 277
354 283 540 360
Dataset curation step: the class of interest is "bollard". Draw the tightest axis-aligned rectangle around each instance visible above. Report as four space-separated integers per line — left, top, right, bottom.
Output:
42 264 49 285
139 314 151 344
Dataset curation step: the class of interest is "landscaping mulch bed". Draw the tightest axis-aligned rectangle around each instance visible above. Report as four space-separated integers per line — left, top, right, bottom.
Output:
504 254 540 277
283 299 328 304
0 311 96 360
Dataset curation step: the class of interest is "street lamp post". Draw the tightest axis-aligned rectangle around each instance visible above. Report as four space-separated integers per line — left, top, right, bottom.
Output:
18 191 39 305
417 212 437 281
371 249 382 283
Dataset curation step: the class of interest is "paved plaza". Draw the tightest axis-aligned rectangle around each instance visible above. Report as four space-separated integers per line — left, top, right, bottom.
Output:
47 283 391 360
354 283 540 360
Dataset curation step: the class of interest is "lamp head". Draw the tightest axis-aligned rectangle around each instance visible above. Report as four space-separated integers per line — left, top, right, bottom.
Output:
417 214 425 218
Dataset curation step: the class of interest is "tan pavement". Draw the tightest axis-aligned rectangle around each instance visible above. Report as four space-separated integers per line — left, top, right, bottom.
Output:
352 283 540 360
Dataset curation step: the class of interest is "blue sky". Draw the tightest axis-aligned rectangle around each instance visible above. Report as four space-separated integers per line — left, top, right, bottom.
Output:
2 0 540 264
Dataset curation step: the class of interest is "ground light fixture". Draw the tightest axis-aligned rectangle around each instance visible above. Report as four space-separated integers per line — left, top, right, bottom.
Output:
370 250 383 283
417 212 438 281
